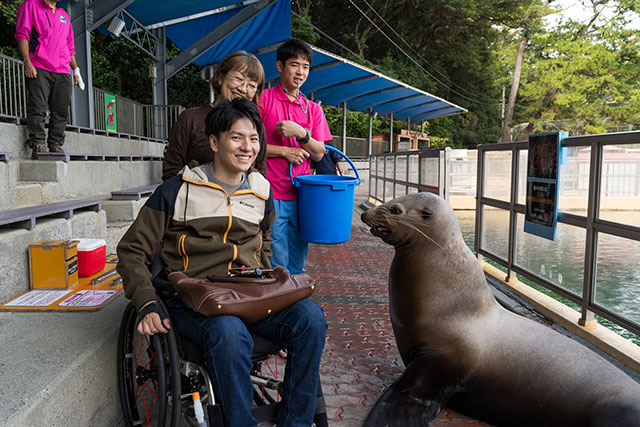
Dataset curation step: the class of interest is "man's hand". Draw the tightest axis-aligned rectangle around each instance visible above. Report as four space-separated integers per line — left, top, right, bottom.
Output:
136 301 171 336
284 147 310 165
24 62 37 79
275 120 306 140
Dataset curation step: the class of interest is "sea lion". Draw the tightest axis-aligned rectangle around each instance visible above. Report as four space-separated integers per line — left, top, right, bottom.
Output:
361 192 640 427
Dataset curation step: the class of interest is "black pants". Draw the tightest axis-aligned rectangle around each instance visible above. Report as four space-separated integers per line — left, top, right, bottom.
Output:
25 67 71 148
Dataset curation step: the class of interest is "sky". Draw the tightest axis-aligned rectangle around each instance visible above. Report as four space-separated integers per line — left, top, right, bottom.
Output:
546 0 640 29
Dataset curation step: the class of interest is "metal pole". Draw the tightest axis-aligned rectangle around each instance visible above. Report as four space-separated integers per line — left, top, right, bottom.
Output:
507 145 520 281
68 1 94 128
579 140 601 327
342 101 347 153
368 107 373 158
475 147 485 262
152 27 167 139
389 112 394 153
209 66 215 104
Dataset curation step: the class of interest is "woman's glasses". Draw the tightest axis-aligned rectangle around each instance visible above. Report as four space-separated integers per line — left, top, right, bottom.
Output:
225 73 258 93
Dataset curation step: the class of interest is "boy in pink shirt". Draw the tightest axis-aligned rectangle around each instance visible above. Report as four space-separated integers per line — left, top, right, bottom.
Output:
259 38 331 275
15 0 82 158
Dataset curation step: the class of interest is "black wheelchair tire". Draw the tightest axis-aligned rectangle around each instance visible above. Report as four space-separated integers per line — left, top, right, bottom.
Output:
117 301 182 427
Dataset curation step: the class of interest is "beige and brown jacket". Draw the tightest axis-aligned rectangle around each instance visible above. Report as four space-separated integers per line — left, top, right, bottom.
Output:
116 165 274 309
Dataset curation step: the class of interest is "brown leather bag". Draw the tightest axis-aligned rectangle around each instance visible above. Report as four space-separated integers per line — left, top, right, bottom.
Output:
168 267 316 323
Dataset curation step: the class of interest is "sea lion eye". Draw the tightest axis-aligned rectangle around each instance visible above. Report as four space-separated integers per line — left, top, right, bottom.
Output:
422 209 433 220
390 207 402 215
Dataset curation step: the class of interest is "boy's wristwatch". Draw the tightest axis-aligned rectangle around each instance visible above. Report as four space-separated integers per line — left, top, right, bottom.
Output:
297 128 310 145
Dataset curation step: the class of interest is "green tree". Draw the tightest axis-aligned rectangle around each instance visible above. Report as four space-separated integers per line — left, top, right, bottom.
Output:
0 1 20 58
513 1 640 135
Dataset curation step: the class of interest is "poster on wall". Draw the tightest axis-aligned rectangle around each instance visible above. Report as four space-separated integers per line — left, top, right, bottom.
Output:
105 94 118 132
524 131 567 240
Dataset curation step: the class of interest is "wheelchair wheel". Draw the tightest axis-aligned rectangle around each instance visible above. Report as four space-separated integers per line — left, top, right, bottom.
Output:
118 301 182 427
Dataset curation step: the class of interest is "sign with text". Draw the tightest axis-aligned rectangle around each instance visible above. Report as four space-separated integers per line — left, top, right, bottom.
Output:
105 94 117 132
524 131 567 240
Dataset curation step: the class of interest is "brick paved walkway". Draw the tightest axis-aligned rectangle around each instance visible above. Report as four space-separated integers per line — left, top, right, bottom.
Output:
307 186 491 426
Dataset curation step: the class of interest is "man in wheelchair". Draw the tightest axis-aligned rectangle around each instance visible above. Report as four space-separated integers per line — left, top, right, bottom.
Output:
116 98 328 426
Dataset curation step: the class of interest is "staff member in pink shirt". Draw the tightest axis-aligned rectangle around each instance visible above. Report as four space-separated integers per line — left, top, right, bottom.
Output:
15 0 82 158
259 39 330 275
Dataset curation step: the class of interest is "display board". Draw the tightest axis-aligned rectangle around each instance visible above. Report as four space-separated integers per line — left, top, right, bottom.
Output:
524 131 567 240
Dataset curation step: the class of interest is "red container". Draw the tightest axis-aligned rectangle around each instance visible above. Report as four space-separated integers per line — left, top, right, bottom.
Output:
77 238 106 277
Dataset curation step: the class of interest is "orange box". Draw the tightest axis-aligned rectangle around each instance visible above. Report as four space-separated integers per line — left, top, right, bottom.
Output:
29 240 79 289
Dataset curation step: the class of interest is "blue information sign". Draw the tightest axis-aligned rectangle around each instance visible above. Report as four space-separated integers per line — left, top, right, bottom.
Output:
524 131 567 240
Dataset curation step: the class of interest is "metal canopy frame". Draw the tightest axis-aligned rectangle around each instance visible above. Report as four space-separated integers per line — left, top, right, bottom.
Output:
66 0 466 131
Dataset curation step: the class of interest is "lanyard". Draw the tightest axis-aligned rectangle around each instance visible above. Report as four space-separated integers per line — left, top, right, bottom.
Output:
282 85 308 114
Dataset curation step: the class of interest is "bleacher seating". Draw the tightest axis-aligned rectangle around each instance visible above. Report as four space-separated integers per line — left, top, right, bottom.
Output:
0 199 102 230
111 184 160 201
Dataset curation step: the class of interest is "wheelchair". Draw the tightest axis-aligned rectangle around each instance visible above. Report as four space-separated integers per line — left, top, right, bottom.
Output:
116 275 328 427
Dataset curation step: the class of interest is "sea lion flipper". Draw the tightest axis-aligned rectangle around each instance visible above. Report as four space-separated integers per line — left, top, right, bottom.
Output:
363 376 443 427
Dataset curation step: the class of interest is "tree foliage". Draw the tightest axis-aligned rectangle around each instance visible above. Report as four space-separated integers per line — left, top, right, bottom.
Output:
513 1 640 136
1 0 638 144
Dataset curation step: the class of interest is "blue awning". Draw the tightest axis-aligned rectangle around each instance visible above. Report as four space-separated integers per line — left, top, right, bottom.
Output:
120 0 466 122
163 0 291 66
256 46 467 121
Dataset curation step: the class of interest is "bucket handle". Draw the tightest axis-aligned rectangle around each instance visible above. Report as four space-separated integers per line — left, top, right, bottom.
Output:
289 144 361 186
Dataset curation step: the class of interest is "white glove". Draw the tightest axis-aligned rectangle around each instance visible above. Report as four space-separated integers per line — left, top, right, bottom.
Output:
73 67 85 90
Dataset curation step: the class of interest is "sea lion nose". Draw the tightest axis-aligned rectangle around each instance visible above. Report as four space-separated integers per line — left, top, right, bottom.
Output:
361 212 367 223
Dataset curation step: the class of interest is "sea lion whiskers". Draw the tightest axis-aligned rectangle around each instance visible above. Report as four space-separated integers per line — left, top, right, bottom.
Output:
377 208 442 248
391 217 442 249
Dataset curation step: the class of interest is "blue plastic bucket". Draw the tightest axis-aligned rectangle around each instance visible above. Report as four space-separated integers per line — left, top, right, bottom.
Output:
289 145 360 244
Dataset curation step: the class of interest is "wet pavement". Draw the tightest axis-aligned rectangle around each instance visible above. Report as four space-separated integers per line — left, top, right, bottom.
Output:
307 186 491 426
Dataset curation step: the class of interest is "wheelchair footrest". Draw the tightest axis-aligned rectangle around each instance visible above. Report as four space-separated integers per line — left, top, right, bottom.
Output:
252 403 277 423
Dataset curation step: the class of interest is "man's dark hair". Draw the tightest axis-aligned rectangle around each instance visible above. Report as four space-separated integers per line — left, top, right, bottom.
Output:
205 98 263 139
276 38 313 65
205 98 267 170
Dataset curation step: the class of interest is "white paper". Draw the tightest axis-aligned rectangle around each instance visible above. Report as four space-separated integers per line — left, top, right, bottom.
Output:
4 290 72 307
58 290 116 307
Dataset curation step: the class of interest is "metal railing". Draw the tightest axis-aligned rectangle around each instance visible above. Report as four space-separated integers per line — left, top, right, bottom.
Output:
143 104 184 140
476 132 640 337
0 53 26 119
368 148 449 203
94 89 184 139
0 53 182 140
93 87 145 135
368 132 640 339
332 136 390 159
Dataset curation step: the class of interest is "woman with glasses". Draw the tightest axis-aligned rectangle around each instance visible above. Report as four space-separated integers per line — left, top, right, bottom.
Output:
162 51 266 180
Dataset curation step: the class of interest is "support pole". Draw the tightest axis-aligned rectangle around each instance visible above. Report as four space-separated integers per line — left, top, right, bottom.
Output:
152 27 167 139
342 101 347 153
208 66 215 104
389 112 394 153
68 1 94 128
368 108 373 158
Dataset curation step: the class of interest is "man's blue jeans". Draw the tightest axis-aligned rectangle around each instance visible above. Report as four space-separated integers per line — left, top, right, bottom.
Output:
165 296 327 427
271 199 309 275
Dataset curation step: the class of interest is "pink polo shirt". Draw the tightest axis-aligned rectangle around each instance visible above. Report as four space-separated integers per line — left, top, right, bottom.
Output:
15 0 75 74
259 85 332 200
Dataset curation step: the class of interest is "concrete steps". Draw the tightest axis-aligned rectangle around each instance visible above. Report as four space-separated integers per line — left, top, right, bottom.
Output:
0 121 164 210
